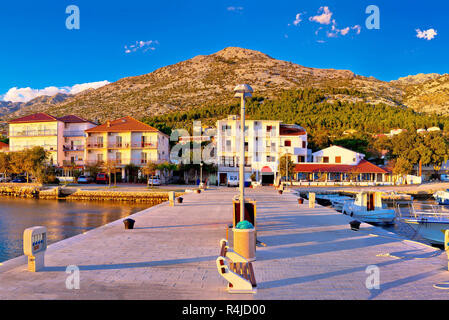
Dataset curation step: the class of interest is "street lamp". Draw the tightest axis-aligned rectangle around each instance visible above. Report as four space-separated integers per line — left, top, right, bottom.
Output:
234 84 253 224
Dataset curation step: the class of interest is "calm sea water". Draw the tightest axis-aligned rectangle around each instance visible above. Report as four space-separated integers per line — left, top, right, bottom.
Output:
0 198 150 262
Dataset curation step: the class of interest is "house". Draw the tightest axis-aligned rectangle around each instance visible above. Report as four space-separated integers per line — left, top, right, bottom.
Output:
84 116 170 180
295 145 391 183
216 116 310 185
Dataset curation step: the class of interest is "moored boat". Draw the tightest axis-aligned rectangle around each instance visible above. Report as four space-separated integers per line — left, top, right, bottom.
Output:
433 190 449 205
342 191 395 225
395 201 449 245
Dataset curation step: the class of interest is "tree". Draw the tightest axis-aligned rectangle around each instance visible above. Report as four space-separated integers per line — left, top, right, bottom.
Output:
277 154 295 184
393 157 413 184
142 161 158 187
104 161 119 188
85 162 101 179
0 153 10 178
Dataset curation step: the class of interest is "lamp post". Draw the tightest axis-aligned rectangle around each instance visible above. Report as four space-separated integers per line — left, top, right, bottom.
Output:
200 161 203 188
234 84 253 223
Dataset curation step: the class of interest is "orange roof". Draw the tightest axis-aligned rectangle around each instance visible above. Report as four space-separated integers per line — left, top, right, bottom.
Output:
85 116 160 133
0 142 8 148
9 113 59 123
294 160 389 174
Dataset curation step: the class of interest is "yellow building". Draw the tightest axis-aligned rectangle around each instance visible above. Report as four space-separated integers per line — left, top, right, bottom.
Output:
84 116 170 179
8 113 63 165
8 113 96 168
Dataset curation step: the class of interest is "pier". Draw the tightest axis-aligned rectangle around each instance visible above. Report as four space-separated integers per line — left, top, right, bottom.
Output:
0 187 448 299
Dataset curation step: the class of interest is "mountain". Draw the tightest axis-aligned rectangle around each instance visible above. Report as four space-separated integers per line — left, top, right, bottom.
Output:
1 47 447 122
391 73 449 114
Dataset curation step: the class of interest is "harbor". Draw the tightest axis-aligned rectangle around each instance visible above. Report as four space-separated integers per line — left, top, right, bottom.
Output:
1 187 449 299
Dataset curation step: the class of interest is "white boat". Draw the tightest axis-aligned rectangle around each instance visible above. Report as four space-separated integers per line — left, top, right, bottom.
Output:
395 201 449 245
342 191 395 225
433 190 449 205
330 196 353 212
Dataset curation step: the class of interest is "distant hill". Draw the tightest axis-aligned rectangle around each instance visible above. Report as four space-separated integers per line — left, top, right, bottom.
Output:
1 47 448 123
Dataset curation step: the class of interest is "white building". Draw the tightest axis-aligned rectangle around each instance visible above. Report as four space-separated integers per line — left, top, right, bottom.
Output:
312 145 365 165
216 116 310 185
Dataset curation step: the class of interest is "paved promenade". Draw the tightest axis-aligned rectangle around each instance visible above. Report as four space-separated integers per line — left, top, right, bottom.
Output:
1 187 449 299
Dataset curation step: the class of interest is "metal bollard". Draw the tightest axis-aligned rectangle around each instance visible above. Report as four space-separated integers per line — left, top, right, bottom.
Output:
23 226 47 272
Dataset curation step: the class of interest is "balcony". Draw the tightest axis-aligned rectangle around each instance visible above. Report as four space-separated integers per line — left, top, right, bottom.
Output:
63 131 85 137
63 160 84 166
63 145 84 152
84 158 157 166
107 142 158 149
10 130 57 137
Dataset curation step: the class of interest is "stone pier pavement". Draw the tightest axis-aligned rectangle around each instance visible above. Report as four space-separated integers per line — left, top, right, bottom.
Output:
0 187 449 299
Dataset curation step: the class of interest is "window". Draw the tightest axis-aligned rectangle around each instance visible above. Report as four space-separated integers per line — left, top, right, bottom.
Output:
266 126 272 132
323 157 329 163
298 156 305 163
284 140 291 147
302 141 306 148
97 154 103 162
335 156 342 164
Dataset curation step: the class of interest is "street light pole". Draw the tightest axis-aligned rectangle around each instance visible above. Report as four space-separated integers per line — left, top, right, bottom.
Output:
234 84 253 224
200 161 203 187
239 94 245 223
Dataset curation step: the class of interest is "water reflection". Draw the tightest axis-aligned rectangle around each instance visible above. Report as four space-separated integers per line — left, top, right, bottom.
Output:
0 198 150 262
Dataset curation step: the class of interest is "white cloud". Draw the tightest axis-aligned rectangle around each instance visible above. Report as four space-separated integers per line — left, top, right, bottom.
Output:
352 25 362 35
292 13 302 26
2 80 110 103
124 40 159 54
416 28 437 40
309 6 333 25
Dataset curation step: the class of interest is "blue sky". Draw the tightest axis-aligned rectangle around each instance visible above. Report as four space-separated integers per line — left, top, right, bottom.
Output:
0 0 447 102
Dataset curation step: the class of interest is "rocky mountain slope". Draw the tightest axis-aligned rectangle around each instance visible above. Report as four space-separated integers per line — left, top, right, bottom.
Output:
1 47 447 122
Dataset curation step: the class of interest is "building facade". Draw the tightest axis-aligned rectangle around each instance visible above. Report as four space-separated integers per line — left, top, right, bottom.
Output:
84 116 170 179
216 116 310 185
8 113 96 168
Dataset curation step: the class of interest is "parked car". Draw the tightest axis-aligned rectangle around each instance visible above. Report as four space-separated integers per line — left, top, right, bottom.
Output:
227 175 239 187
441 174 449 182
96 173 109 184
0 175 11 183
77 175 93 184
148 175 161 186
12 176 27 183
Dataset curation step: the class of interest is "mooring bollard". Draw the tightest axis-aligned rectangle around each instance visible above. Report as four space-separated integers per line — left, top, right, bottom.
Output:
168 191 175 207
123 218 135 230
177 197 183 204
309 192 316 208
23 226 47 272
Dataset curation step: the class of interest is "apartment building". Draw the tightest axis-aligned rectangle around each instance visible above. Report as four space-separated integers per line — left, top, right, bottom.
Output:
8 113 96 167
84 116 169 179
216 115 310 185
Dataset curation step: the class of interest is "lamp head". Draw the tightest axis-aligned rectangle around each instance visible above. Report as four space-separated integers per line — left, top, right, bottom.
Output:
233 84 253 98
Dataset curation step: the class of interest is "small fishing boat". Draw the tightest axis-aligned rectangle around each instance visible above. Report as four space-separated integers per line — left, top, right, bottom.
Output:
342 191 395 225
433 190 449 205
395 201 449 245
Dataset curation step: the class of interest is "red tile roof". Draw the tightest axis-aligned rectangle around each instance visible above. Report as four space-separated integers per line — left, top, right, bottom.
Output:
85 116 160 133
294 160 389 174
9 113 59 123
0 141 8 149
280 124 306 136
58 115 96 124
